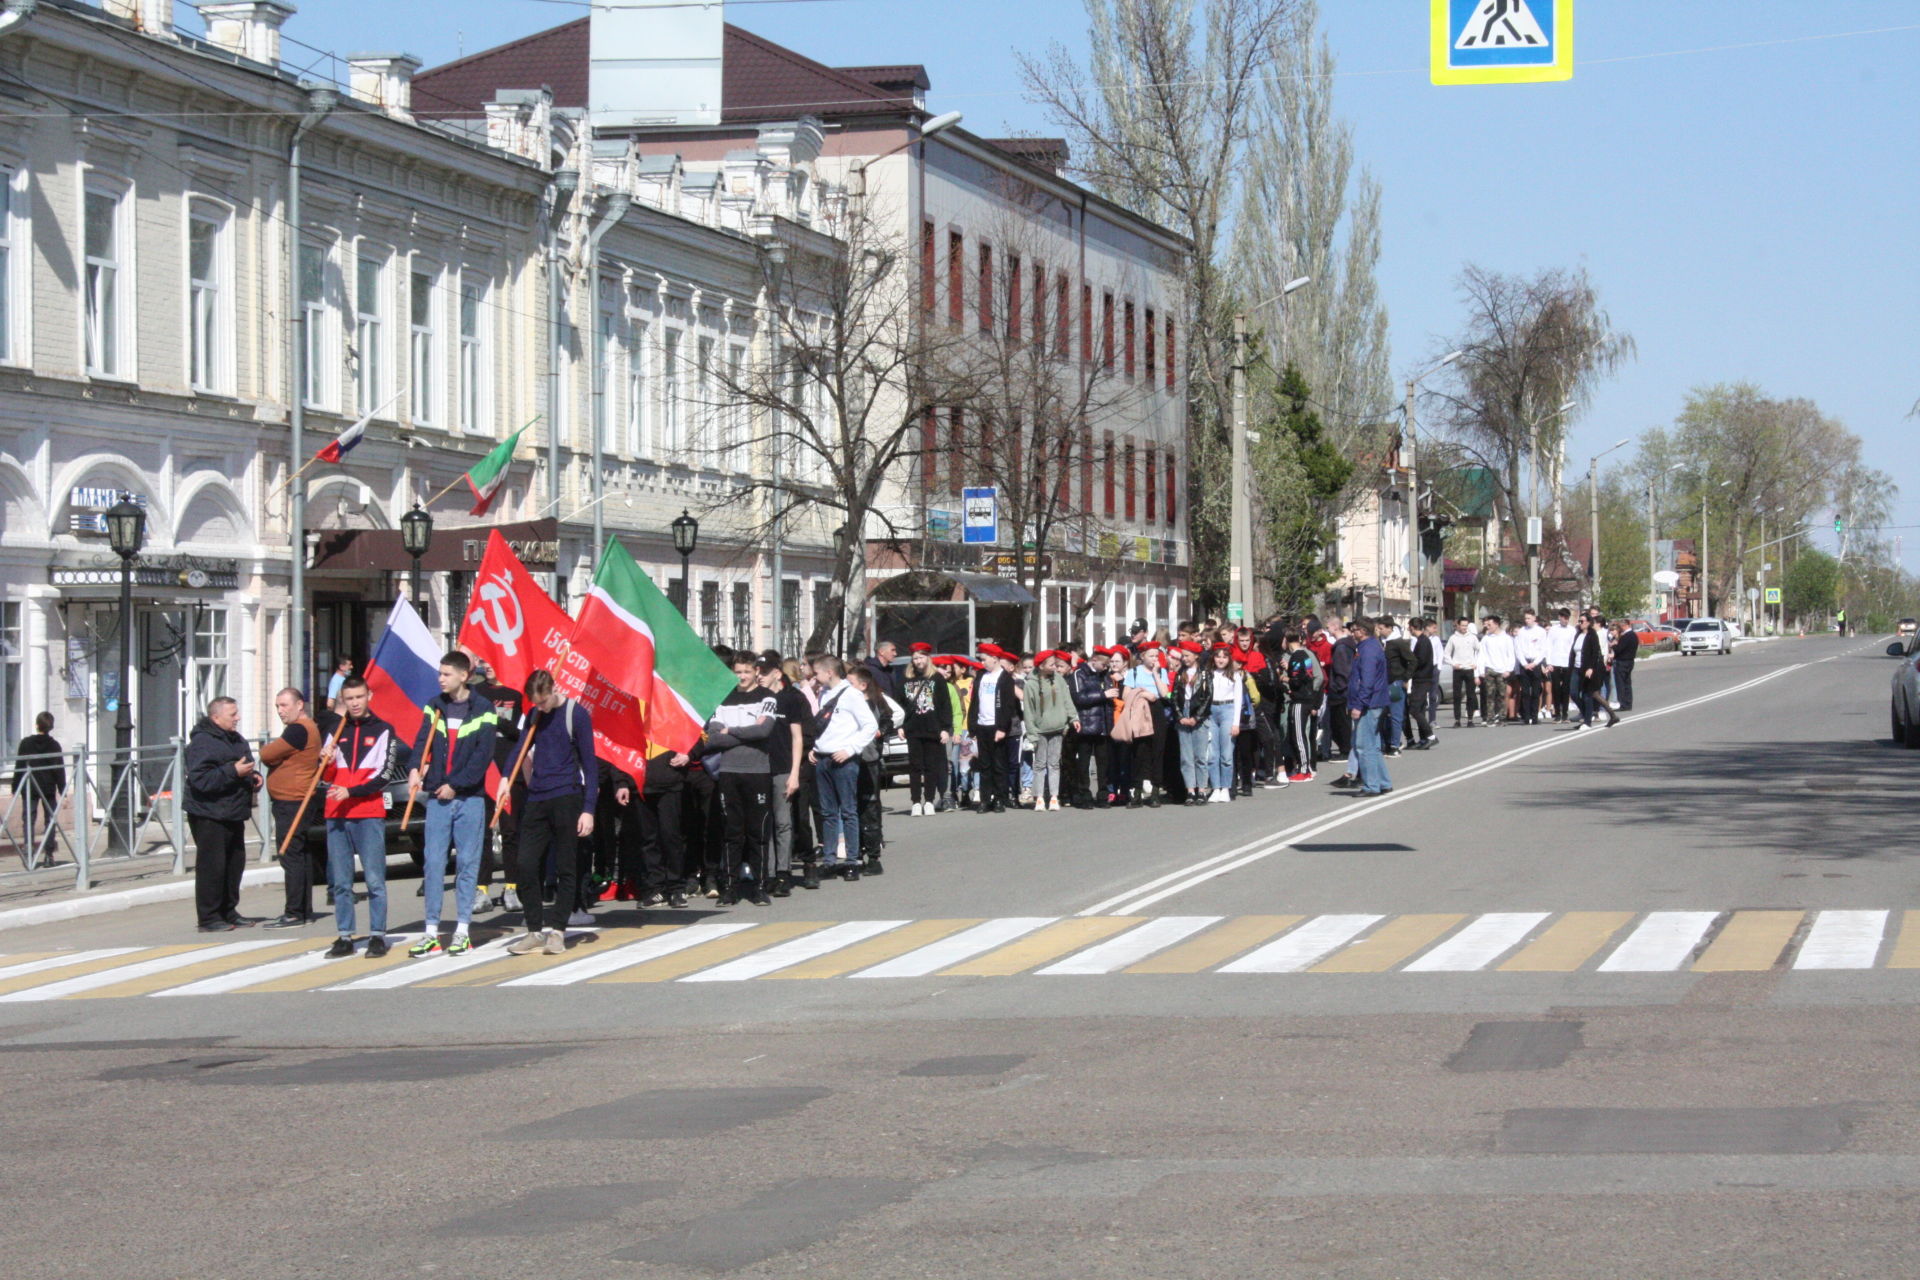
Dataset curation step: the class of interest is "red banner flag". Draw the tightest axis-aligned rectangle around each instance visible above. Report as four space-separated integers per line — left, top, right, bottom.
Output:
457 531 651 783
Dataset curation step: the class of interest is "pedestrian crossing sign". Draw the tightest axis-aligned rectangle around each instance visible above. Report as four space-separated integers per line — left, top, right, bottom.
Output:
1432 0 1574 86
1765 587 1782 605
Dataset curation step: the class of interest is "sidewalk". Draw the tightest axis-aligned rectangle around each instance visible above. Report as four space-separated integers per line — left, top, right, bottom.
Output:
0 849 293 934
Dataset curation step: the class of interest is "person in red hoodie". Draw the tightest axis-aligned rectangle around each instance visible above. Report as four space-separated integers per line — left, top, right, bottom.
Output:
321 676 407 959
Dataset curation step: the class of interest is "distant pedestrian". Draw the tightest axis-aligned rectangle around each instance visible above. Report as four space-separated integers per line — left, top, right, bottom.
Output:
258 688 325 928
1479 616 1516 726
810 655 877 875
1444 618 1481 727
1610 620 1640 711
1335 617 1393 797
324 657 353 713
12 712 65 867
185 697 263 932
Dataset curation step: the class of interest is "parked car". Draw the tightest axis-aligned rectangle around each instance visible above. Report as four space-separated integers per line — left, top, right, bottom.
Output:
1679 618 1733 656
1626 619 1680 647
1889 633 1920 746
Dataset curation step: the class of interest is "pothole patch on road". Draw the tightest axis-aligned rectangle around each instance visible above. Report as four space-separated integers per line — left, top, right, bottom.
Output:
1497 1105 1856 1155
610 1175 920 1270
1445 1021 1583 1073
494 1085 831 1141
901 1053 1030 1077
434 1181 682 1237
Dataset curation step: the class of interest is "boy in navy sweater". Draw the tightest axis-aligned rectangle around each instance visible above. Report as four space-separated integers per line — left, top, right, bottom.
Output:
507 670 598 955
406 652 499 956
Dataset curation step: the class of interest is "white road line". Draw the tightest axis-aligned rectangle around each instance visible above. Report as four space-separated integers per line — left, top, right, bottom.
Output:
0 940 282 1002
1086 664 1802 917
850 918 1056 978
498 922 760 987
157 942 360 996
1036 917 1223 975
1401 912 1550 972
1218 915 1383 974
0 948 145 981
1596 912 1720 972
1794 910 1889 970
680 921 910 983
325 935 518 990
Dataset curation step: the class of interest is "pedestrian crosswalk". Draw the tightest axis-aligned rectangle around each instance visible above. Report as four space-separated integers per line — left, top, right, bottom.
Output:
1 908 1917 1001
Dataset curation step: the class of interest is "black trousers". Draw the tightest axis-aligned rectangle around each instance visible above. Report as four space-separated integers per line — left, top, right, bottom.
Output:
716 772 771 885
858 757 885 856
637 785 685 892
1327 697 1352 755
1129 725 1163 799
271 797 321 918
905 736 944 805
1062 732 1089 802
1515 666 1543 723
21 788 59 863
974 729 1009 805
190 814 248 928
1410 680 1437 744
793 758 818 863
1614 661 1635 710
1285 700 1315 773
1070 733 1109 802
516 794 581 932
1547 667 1571 719
1452 671 1478 722
683 769 721 884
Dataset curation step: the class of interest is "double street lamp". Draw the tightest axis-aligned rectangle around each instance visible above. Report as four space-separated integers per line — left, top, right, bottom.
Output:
671 509 699 618
105 493 146 855
400 503 433 616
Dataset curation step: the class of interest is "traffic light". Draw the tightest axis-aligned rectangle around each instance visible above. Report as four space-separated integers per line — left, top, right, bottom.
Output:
1835 517 1845 534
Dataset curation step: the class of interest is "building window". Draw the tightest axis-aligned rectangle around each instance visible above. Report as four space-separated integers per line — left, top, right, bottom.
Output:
84 184 130 378
1081 424 1094 514
192 607 230 707
1144 307 1157 381
1165 451 1177 525
1055 273 1070 360
948 407 965 494
1102 292 1115 371
187 203 231 394
726 344 748 471
0 601 20 749
1124 440 1136 521
920 409 938 490
947 231 964 327
626 319 649 455
1007 253 1022 341
1030 260 1044 351
1103 431 1115 517
354 249 389 416
1080 284 1092 363
599 298 619 451
780 577 802 653
812 579 836 645
1123 301 1136 379
1166 316 1176 390
554 314 576 447
0 166 21 365
694 335 716 457
731 581 752 651
409 265 439 426
977 242 993 333
920 219 936 315
661 328 683 454
1145 443 1157 522
299 241 333 409
699 580 721 645
458 270 491 434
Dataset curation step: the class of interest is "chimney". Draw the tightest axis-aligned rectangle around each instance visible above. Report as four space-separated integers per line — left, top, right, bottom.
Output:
347 52 422 118
104 0 173 38
198 1 295 65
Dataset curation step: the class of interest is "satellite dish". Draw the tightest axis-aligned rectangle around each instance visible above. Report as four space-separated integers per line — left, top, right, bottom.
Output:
1652 570 1680 589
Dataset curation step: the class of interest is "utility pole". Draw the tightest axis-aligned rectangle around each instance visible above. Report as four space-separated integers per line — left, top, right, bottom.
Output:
1647 477 1657 617
1700 488 1710 619
1229 314 1251 625
1586 439 1628 607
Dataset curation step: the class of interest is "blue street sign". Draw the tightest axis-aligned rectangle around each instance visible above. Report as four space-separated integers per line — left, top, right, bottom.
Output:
961 487 999 546
1432 0 1573 85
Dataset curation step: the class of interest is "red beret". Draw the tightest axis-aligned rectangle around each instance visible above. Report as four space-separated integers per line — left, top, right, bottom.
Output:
1210 641 1232 651
1138 640 1162 652
909 641 933 653
1177 639 1204 654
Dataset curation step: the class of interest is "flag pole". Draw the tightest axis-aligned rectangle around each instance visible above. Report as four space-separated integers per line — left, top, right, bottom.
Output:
399 709 440 830
276 719 346 859
266 454 323 505
489 712 537 833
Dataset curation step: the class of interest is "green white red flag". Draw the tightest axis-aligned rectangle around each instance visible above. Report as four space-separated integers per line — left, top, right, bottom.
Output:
563 537 736 755
465 425 528 515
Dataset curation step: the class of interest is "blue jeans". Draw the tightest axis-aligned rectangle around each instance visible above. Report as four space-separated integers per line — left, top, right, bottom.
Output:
815 756 861 865
420 793 485 929
1206 703 1237 790
1386 684 1406 749
1352 707 1391 794
1178 723 1211 789
326 817 388 937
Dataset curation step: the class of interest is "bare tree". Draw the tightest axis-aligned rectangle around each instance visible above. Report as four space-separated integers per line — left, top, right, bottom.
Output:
1021 0 1303 608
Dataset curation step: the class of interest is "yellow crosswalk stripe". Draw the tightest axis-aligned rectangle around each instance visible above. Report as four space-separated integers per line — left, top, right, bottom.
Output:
1123 915 1304 974
938 917 1143 977
1498 912 1636 972
67 939 317 999
1883 911 1920 969
1311 914 1466 973
0 947 175 995
588 922 828 984
1693 910 1803 972
242 941 413 992
767 919 985 980
419 926 682 987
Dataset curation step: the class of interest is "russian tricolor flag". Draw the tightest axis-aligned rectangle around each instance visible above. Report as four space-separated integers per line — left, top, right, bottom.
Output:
364 596 440 751
314 416 368 464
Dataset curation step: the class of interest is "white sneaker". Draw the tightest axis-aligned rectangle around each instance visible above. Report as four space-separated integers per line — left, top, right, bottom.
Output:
910 802 923 817
566 909 595 928
1049 798 1061 812
543 928 567 956
507 931 544 955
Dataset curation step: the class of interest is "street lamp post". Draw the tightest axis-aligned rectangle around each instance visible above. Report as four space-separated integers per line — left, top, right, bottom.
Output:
400 504 433 617
671 509 699 620
1700 478 1730 618
1526 400 1576 613
1586 438 1630 605
105 493 146 856
1404 350 1462 616
1231 276 1310 623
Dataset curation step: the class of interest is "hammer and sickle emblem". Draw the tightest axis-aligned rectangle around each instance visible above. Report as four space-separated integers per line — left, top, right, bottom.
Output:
467 570 526 658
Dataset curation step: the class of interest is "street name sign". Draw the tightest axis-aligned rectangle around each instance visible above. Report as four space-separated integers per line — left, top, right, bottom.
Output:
1432 0 1573 86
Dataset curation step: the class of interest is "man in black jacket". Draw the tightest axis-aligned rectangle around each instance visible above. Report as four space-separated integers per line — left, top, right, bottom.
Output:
968 645 1018 812
1382 619 1415 755
12 712 64 868
185 696 262 932
1408 618 1441 749
1325 627 1359 761
704 656 778 904
405 652 499 957
1066 648 1114 809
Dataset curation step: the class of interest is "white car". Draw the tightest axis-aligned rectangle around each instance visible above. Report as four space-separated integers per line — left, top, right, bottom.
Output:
1679 619 1733 656
1890 634 1920 746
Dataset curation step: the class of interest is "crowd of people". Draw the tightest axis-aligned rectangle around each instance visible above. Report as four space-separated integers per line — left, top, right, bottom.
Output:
170 604 1641 956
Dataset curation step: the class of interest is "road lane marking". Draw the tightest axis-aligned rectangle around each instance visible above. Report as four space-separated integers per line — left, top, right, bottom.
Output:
224 935 415 992
159 942 363 996
767 919 985 980
426 926 685 987
69 938 315 999
1885 911 1920 969
1311 914 1465 973
589 922 826 983
1693 910 1803 972
1403 912 1549 972
0 949 144 990
1220 915 1383 973
1793 910 1889 970
851 918 1057 978
1123 916 1304 974
0 940 281 1002
940 917 1143 977
1038 917 1223 975
681 921 911 983
499 923 748 986
1084 664 1803 917
1596 911 1720 972
1498 912 1635 972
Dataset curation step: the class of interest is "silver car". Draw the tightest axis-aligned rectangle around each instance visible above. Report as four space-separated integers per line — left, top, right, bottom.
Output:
1679 619 1732 656
1889 634 1920 747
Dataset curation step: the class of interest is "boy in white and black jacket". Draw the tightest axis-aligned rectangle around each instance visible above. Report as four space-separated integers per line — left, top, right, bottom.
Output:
703 656 778 905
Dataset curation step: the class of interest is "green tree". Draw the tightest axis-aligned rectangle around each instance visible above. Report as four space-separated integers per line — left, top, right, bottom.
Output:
1783 549 1842 621
1256 364 1353 613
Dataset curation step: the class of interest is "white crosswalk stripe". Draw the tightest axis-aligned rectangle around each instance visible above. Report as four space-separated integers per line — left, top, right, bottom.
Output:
681 921 909 982
324 936 514 991
158 942 360 996
0 940 280 1002
1219 915 1383 974
851 918 1056 978
1402 912 1549 972
1793 910 1889 969
1597 911 1720 972
0 948 145 981
1037 917 1222 975
500 922 761 987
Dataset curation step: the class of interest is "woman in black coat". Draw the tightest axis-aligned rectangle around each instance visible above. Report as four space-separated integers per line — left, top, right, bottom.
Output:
1575 616 1621 729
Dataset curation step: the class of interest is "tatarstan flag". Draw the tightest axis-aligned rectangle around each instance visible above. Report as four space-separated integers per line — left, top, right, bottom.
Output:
465 425 528 515
563 537 736 755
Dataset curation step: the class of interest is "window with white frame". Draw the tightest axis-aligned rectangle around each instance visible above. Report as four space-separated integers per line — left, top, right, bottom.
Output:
187 202 232 394
191 607 229 707
599 295 618 452
693 336 715 460
458 271 491 434
409 265 439 426
83 183 130 378
353 248 389 416
731 581 752 651
661 328 683 455
0 600 20 749
0 165 23 366
554 314 576 446
299 241 333 409
726 344 747 471
625 317 650 456
699 580 721 645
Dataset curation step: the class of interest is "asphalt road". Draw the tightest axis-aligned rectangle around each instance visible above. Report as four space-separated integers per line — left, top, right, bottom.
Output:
4 632 1916 1278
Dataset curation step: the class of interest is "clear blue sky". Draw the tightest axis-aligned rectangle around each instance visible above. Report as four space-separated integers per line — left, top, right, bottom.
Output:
267 0 1920 564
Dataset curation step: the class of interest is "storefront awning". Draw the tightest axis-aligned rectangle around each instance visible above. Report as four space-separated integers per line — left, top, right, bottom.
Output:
947 571 1037 606
309 519 558 573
